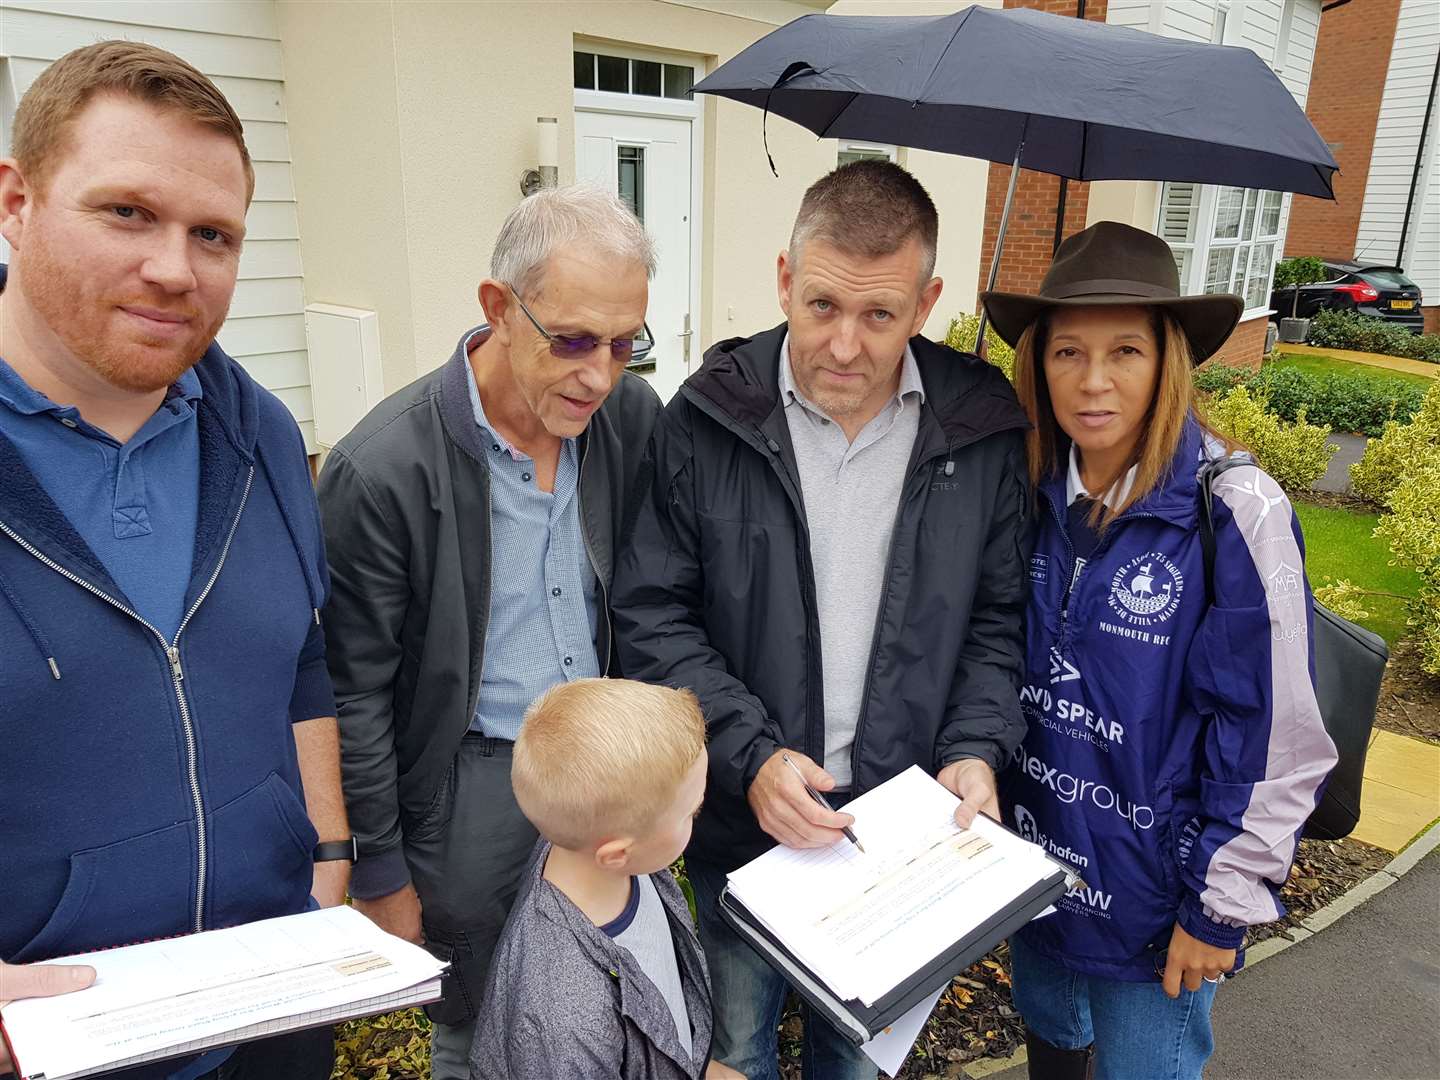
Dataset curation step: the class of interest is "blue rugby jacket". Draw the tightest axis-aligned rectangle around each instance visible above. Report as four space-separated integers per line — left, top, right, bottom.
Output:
0 320 334 968
1003 417 1336 981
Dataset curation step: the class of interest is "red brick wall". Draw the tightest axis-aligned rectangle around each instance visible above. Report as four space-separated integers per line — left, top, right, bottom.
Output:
1204 315 1270 372
975 0 1108 304
1283 0 1401 260
1424 306 1440 335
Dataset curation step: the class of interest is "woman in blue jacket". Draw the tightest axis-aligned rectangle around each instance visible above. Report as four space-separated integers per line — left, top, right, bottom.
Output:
981 222 1337 1080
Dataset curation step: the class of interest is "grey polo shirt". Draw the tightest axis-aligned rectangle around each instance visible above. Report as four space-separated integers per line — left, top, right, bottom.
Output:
779 336 924 788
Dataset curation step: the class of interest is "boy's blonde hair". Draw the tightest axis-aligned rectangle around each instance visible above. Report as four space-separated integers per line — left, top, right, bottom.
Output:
513 679 706 851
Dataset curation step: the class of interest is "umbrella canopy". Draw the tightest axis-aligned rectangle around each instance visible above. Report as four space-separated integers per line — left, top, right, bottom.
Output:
694 5 1337 199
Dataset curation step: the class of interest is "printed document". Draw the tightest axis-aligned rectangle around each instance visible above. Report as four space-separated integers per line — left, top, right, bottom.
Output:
727 765 1061 1007
0 906 445 1080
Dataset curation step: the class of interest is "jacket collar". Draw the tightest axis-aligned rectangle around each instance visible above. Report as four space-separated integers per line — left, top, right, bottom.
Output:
684 323 1029 456
0 264 263 606
1039 416 1213 529
526 843 711 1077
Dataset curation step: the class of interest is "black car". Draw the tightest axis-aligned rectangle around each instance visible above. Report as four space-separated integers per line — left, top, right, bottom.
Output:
1271 260 1425 332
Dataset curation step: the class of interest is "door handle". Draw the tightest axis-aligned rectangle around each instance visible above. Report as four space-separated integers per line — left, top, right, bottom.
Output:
679 313 693 366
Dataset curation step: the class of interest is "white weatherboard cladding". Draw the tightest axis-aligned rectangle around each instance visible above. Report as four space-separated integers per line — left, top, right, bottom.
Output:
1356 0 1440 298
0 0 315 451
1106 1 1323 311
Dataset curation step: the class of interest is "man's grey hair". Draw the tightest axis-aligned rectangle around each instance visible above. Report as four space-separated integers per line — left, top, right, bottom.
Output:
491 183 657 299
789 159 939 281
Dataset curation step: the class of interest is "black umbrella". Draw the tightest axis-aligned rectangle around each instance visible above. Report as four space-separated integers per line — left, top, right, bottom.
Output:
694 4 1337 340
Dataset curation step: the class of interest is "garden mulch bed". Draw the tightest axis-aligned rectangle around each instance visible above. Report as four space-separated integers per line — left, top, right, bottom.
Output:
331 832 1396 1080
1376 637 1440 745
777 837 1393 1079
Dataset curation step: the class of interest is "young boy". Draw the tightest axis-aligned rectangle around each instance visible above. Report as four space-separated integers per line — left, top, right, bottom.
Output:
469 679 743 1080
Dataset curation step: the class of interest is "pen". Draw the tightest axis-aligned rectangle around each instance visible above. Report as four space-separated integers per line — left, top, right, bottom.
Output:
782 752 866 853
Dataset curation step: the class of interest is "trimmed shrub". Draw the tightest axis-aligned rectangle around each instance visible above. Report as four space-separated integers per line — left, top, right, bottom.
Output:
1205 385 1335 491
945 313 1015 382
1349 385 1440 672
1194 362 1424 436
1375 456 1440 676
1350 384 1440 506
1193 363 1251 396
1307 308 1440 364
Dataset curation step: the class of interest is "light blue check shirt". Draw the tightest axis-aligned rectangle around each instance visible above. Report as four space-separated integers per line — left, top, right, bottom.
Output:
464 328 600 739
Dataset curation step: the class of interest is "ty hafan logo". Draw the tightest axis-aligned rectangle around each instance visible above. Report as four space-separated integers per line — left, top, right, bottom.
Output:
1016 746 1154 830
1107 552 1184 628
1013 804 1089 870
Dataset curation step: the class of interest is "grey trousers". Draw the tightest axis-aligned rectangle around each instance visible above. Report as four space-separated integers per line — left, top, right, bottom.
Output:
404 734 538 1079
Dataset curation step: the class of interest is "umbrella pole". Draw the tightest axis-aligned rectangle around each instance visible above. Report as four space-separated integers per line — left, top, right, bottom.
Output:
975 126 1026 356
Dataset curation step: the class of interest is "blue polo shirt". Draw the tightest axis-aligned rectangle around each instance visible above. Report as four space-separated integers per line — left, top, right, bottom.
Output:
463 327 600 740
0 355 201 641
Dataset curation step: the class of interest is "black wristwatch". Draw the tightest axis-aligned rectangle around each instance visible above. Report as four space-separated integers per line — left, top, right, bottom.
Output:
313 836 359 863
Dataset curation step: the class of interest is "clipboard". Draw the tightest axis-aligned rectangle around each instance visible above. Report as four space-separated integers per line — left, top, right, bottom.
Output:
718 859 1069 1046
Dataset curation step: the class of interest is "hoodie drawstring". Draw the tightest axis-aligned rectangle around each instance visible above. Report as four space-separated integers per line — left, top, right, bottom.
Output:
0 567 61 679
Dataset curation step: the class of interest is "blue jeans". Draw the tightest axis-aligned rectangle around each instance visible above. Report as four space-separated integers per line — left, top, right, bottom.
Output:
1009 933 1217 1080
689 856 878 1080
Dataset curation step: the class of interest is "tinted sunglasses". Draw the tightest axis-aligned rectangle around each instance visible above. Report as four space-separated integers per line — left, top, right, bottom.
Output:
514 293 654 364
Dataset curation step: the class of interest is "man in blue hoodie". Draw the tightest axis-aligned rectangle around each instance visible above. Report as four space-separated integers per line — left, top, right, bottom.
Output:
0 42 349 1080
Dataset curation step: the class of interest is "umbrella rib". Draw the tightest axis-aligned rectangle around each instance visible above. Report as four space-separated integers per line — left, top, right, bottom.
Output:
815 92 862 140
914 5 979 104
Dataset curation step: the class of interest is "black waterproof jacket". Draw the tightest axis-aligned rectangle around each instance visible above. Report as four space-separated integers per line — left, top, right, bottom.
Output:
612 325 1032 868
318 328 661 894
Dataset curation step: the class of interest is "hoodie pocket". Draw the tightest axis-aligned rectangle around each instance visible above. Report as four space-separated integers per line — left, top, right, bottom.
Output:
11 820 194 962
206 772 318 929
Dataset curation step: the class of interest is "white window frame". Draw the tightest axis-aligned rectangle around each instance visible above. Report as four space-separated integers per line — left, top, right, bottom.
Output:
573 39 705 376
572 42 698 103
837 140 897 167
1273 0 1298 73
1157 182 1285 318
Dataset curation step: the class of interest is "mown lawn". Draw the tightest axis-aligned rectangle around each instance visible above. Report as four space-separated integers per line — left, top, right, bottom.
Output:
1273 351 1435 389
1294 499 1422 646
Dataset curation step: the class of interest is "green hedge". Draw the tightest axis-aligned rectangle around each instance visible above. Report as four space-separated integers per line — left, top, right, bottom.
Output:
1306 308 1440 363
1194 362 1425 436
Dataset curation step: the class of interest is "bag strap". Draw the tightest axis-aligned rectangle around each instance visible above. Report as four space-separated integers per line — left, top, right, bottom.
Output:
1196 454 1254 602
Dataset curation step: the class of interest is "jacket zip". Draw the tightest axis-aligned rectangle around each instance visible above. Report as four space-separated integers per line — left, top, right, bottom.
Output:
576 432 612 676
748 425 827 763
848 439 1017 791
0 465 255 932
1039 486 1158 642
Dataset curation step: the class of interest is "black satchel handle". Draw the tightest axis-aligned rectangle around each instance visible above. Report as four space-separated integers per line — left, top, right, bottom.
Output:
1196 454 1254 603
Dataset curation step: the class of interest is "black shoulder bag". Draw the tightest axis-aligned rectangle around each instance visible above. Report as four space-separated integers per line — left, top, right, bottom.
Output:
1197 457 1388 841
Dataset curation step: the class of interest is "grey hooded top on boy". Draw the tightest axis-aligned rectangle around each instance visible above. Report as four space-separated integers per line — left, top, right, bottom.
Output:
469 843 714 1080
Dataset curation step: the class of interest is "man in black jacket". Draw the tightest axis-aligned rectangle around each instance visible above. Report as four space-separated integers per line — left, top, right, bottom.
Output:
613 161 1030 1079
317 186 661 1078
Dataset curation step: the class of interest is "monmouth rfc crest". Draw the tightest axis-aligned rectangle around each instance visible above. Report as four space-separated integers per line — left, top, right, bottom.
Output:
1107 553 1184 628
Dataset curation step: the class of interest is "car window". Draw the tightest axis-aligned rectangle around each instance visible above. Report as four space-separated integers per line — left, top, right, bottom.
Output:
1359 268 1417 289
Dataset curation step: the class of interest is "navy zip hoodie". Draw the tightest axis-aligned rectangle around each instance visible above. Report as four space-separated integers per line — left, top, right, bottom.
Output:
1 266 334 978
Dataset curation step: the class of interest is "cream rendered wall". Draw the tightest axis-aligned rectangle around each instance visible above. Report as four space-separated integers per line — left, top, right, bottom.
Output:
276 0 416 398
279 0 828 389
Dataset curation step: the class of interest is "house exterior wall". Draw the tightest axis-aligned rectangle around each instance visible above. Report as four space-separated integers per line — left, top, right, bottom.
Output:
277 0 996 398
973 0 1110 308
1282 0 1402 261
1086 0 1324 368
1355 0 1440 321
1 0 318 449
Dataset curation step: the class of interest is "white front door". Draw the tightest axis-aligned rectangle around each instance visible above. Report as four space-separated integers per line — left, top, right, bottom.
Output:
575 109 694 401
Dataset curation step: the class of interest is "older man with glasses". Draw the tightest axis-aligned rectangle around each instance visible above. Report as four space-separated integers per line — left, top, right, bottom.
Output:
317 184 661 1078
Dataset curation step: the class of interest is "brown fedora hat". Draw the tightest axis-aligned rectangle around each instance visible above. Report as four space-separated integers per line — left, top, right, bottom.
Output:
981 221 1244 363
